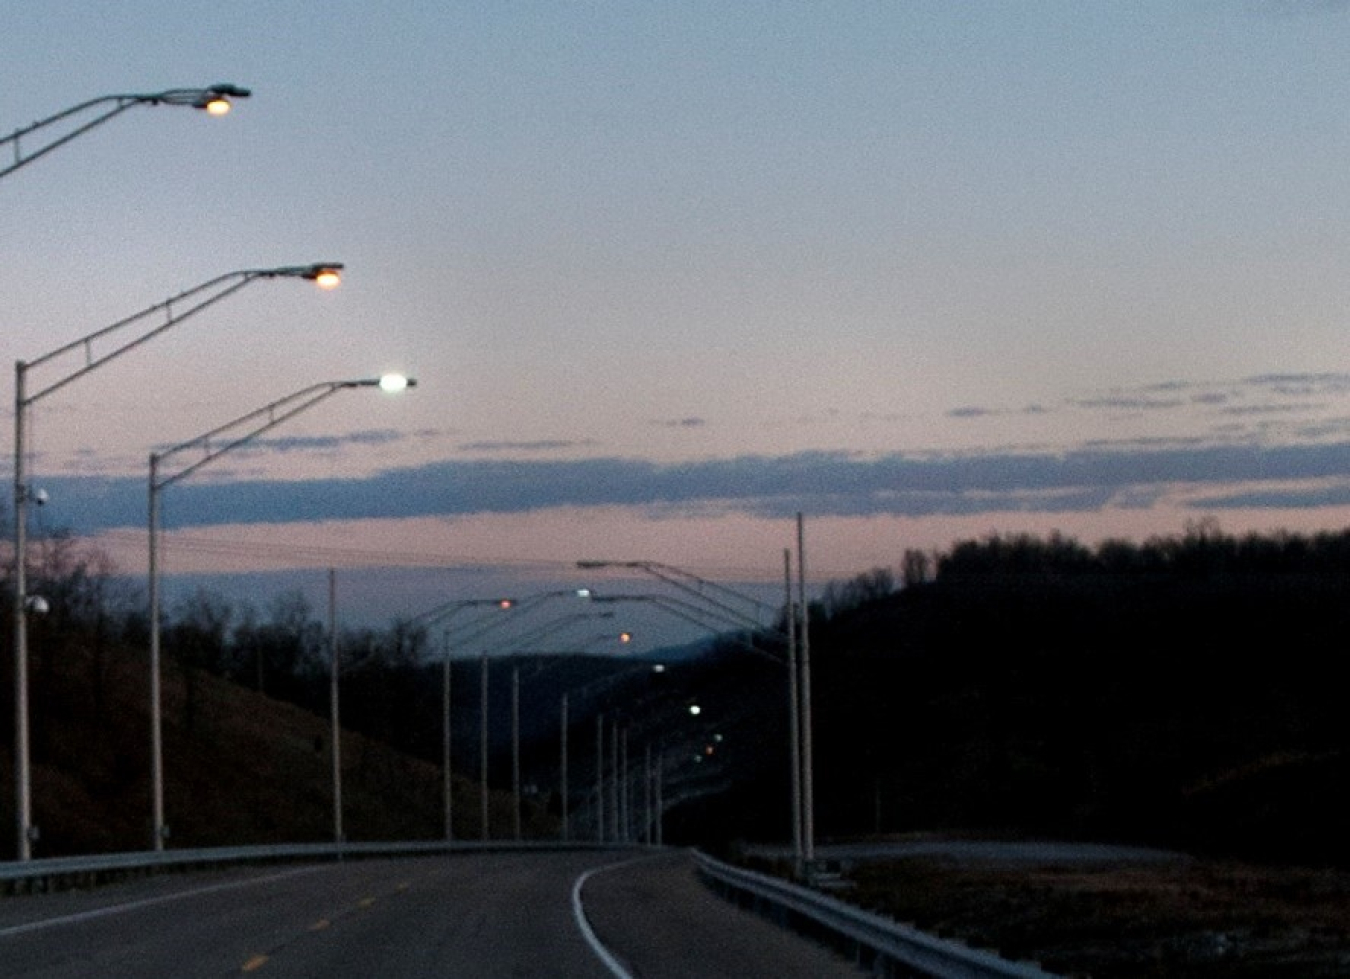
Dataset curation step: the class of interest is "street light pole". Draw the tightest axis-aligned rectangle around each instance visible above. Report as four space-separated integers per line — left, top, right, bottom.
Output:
511 665 522 841
785 547 803 870
146 374 413 850
1 84 250 181
443 629 453 842
797 513 815 866
12 262 343 861
329 569 342 845
595 713 605 843
560 692 570 842
480 651 490 841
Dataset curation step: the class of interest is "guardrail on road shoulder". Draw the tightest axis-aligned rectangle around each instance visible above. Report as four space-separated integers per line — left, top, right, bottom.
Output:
0 840 622 893
694 851 1056 979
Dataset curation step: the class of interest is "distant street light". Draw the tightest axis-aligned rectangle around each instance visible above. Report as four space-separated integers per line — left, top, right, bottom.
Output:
146 374 415 851
576 559 776 629
409 588 594 841
430 600 517 842
579 540 817 870
1 84 251 181
10 262 343 861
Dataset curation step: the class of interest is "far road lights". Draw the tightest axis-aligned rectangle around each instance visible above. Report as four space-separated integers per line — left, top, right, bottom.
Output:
1 84 252 181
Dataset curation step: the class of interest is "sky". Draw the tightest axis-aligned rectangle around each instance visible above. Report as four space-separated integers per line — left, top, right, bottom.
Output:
6 1 1350 650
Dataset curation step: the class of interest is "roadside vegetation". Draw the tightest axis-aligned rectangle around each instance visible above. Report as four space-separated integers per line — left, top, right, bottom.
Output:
3 517 1349 879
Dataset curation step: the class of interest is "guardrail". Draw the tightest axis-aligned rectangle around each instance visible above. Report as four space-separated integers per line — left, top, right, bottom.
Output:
1 839 622 893
694 851 1056 978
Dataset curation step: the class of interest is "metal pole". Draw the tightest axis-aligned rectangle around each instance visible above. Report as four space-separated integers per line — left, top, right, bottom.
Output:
511 665 521 841
560 692 570 842
12 361 31 861
329 568 342 844
785 547 802 871
621 727 629 843
655 751 664 846
798 512 815 866
442 630 452 841
595 713 604 842
480 652 490 841
610 719 620 843
643 742 652 845
148 456 165 850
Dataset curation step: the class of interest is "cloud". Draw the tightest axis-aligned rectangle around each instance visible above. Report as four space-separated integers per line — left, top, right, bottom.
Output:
651 417 706 428
226 429 406 454
456 439 602 452
1070 396 1186 411
1249 0 1350 16
39 439 1350 533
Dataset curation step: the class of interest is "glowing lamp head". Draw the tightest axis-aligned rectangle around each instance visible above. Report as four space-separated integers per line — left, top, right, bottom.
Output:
378 373 411 393
498 598 514 610
202 96 233 116
619 632 632 643
311 268 342 290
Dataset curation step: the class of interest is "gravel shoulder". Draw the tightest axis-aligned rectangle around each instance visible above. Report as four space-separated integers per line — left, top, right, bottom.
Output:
835 848 1350 977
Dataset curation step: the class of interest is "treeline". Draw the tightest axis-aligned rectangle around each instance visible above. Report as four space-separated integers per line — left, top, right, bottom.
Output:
939 519 1350 578
0 530 459 769
796 521 1350 866
814 520 1350 622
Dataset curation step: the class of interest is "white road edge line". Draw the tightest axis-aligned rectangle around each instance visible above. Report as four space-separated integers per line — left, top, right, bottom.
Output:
0 866 327 938
572 856 659 979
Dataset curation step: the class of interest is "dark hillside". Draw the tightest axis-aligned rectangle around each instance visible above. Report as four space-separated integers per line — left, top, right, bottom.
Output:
0 634 533 859
799 538 1350 865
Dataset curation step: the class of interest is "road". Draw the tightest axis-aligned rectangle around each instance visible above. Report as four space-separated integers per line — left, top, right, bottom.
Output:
0 849 860 977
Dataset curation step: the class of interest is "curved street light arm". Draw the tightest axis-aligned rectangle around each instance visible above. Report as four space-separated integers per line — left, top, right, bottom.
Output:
150 378 382 490
413 596 516 628
592 593 787 666
1 85 251 180
439 606 527 651
20 263 343 406
413 587 588 630
577 559 775 630
499 611 614 657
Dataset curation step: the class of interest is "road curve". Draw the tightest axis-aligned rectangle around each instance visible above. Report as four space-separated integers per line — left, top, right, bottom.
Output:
581 850 860 978
0 850 859 977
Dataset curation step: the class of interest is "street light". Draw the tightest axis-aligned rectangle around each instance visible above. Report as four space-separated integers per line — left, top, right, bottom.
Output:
580 545 817 870
1 84 251 181
430 600 516 842
146 374 414 850
10 263 343 861
576 560 776 630
503 627 637 844
411 588 592 840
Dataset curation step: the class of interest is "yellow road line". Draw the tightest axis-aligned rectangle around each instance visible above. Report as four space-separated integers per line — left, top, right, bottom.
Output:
241 953 269 972
309 918 331 931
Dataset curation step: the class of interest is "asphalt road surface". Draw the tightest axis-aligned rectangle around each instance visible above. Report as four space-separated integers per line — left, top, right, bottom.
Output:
0 850 861 977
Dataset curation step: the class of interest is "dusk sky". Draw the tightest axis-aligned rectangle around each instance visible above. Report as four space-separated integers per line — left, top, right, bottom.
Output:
7 2 1350 649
